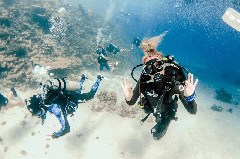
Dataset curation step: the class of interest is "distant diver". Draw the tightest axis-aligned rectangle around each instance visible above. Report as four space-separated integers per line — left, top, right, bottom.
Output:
121 33 198 140
105 43 120 55
131 36 141 49
96 45 111 71
26 74 104 138
0 88 24 111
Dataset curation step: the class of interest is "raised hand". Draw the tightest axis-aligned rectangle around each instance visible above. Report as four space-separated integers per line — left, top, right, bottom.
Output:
120 77 133 101
184 73 198 97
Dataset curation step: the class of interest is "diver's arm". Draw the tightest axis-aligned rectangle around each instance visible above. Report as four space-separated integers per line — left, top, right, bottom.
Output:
180 94 197 114
125 82 140 105
169 85 197 114
100 53 108 60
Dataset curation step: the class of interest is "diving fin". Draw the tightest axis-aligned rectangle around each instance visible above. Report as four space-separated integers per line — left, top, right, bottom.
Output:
222 7 240 32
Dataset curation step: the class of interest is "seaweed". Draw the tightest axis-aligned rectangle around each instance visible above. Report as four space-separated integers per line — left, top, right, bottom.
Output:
3 0 16 6
0 66 8 75
31 7 51 33
13 47 27 57
0 18 12 27
0 32 11 40
215 88 232 103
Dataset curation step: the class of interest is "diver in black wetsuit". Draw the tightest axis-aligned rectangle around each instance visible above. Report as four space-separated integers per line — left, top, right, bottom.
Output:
96 45 111 71
121 35 198 140
26 74 104 138
131 36 141 49
106 43 120 55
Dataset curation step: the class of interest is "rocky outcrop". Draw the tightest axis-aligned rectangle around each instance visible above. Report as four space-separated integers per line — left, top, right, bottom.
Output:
0 0 129 90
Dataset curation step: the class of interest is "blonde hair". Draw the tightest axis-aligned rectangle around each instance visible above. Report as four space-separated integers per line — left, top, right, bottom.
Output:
141 31 167 64
141 31 167 53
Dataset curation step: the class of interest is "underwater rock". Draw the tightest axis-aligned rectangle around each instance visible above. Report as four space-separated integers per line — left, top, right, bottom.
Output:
215 88 232 103
76 133 83 138
20 120 27 127
211 104 224 112
226 108 233 113
45 144 49 148
0 137 3 143
1 121 6 125
20 150 28 156
4 146 8 152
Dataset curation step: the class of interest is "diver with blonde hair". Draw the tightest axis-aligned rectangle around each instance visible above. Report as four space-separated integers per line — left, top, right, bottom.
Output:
0 88 25 111
121 32 198 140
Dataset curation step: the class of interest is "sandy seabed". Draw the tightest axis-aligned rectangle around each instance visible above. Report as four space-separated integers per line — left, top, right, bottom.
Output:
0 73 240 159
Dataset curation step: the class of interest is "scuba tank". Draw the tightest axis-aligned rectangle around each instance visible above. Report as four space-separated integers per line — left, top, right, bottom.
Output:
46 78 81 91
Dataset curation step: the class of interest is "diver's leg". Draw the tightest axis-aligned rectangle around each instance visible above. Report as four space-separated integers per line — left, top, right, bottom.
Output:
104 62 111 71
99 63 104 71
151 116 172 140
77 75 103 101
49 104 70 138
78 74 87 94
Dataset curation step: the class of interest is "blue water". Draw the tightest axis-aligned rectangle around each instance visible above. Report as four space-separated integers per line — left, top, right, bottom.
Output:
70 0 240 93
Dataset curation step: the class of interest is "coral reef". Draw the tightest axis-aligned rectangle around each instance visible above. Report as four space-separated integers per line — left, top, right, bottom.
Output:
94 91 148 120
211 104 224 112
94 91 118 113
215 88 232 103
0 0 130 90
211 104 234 113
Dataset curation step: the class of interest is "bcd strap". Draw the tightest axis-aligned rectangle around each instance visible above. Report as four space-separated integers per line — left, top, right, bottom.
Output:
56 78 61 91
61 78 67 91
140 113 151 125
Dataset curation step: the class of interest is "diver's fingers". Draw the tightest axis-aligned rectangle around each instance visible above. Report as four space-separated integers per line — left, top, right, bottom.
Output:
124 77 127 86
128 82 132 88
120 81 124 89
126 77 130 86
190 73 193 84
194 79 199 88
187 73 192 83
187 73 191 83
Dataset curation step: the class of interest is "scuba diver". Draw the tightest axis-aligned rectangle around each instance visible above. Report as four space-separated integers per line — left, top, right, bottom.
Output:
0 88 24 111
26 74 104 138
105 43 120 55
96 45 111 71
131 36 141 49
121 34 198 140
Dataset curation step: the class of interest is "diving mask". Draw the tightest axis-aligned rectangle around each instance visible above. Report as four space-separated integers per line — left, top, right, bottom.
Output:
143 59 164 75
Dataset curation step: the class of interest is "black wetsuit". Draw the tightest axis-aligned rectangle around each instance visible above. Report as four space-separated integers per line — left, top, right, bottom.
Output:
27 77 102 138
0 93 8 111
106 43 120 54
126 65 197 139
133 37 141 47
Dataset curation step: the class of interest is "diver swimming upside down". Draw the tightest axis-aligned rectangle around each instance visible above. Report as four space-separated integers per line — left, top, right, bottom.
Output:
26 74 104 138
